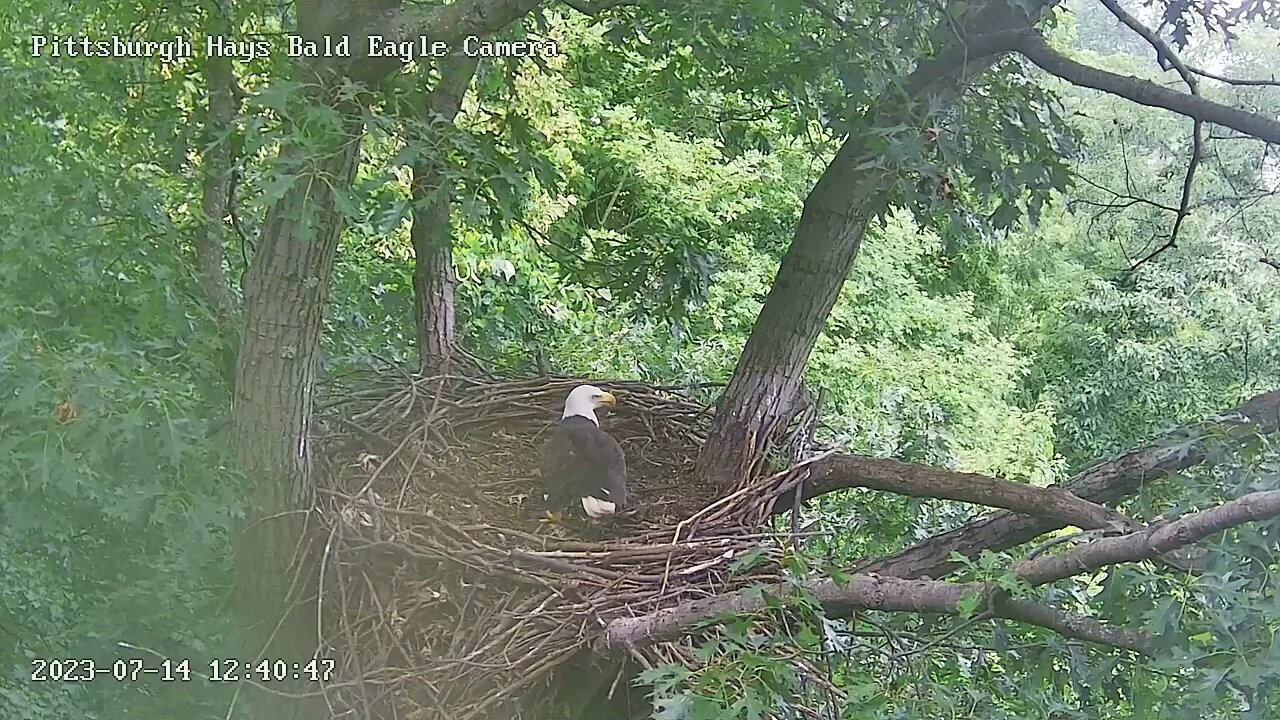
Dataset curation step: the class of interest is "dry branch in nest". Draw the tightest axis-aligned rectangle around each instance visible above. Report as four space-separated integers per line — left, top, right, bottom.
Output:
311 372 811 720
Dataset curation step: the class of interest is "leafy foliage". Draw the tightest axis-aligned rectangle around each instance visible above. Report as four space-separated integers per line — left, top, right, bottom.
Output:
4 0 1280 717
1 3 247 717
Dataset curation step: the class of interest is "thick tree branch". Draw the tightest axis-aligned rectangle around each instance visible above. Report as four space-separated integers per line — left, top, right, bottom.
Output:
196 1 238 321
794 455 1136 531
606 490 1280 653
858 387 1280 580
1016 490 1280 585
604 574 1151 654
1016 33 1280 144
995 596 1151 652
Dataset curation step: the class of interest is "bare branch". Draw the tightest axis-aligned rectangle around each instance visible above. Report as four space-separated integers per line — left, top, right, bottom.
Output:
1186 64 1280 88
1093 0 1204 270
1127 117 1201 270
1069 171 1181 213
1016 490 1280 585
603 574 1152 654
792 454 1137 532
1193 187 1280 208
606 491 1280 653
1097 0 1197 88
857 387 1280 580
1016 33 1280 144
1262 257 1280 272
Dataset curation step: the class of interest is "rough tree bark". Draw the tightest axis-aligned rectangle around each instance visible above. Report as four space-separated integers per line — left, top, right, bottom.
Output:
198 3 245 391
231 98 364 719
791 453 1137 530
228 2 543 718
694 180 875 489
696 0 1059 489
195 4 235 320
411 56 481 373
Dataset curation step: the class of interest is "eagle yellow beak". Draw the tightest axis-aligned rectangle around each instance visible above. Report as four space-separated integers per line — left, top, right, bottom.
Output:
597 391 617 406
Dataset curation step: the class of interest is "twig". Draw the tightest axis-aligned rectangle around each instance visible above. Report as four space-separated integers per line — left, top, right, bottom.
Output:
1095 0 1203 271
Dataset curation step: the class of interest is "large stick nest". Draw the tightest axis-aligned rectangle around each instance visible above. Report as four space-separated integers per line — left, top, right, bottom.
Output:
313 372 807 720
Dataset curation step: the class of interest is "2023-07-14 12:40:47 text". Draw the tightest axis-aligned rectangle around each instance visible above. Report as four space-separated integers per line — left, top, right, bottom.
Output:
29 657 337 682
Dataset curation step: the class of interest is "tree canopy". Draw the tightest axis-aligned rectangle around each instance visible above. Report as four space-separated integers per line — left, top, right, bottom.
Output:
3 0 1280 718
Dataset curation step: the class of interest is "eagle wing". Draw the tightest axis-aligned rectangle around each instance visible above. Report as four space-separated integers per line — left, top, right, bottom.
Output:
539 417 627 510
539 424 585 505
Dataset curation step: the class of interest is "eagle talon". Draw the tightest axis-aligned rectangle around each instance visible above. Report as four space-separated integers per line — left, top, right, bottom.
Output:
540 510 565 525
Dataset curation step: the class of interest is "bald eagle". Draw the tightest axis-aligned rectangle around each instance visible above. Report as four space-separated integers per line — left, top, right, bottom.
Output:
539 384 628 519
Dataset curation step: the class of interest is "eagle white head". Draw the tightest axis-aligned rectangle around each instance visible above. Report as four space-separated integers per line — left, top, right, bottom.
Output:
561 384 616 426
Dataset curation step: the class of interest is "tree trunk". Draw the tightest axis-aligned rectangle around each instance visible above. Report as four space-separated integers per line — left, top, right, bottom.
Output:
697 0 1057 490
196 9 235 320
411 173 457 373
698 167 880 490
411 56 480 373
199 5 242 391
230 98 363 720
222 1 537 715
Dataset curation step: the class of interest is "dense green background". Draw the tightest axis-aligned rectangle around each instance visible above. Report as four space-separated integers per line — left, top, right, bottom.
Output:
2 0 1278 717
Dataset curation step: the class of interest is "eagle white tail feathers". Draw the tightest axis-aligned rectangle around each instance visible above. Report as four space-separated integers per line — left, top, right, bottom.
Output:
580 496 616 518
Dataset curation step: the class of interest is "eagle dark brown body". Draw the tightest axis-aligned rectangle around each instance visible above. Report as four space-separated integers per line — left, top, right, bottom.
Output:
539 385 628 518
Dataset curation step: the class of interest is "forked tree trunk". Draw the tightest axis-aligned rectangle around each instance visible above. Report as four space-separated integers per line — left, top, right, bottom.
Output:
230 97 364 719
697 0 1057 489
411 56 480 373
